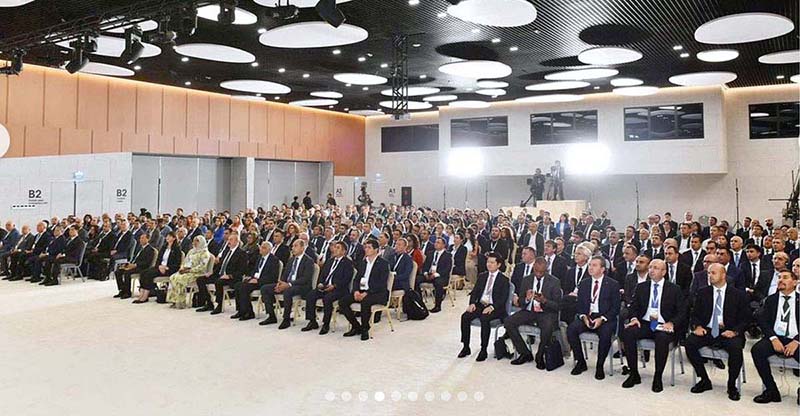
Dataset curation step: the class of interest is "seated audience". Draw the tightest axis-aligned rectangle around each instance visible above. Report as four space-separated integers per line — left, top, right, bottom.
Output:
458 252 509 361
114 233 157 299
166 236 212 309
339 239 390 341
259 239 315 329
134 232 182 303
231 241 280 321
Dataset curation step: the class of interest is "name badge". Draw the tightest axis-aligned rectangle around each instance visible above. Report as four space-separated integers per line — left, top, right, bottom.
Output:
430 265 437 273
648 308 659 322
775 321 789 335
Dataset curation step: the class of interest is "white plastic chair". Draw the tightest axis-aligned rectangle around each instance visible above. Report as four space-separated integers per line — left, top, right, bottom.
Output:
637 338 685 386
692 346 746 391
58 242 87 283
274 262 319 325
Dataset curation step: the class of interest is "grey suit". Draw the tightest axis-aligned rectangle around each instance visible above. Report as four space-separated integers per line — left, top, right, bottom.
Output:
504 273 563 358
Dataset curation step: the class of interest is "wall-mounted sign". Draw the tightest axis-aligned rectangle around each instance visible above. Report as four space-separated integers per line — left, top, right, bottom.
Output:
27 189 47 206
115 188 128 203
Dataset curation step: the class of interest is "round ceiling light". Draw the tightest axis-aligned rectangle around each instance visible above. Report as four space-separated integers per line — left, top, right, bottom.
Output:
0 123 8 157
448 100 491 108
423 95 458 102
544 68 618 81
78 62 135 77
696 49 739 62
515 94 584 103
477 80 509 88
104 19 159 33
333 73 388 85
349 109 385 116
758 50 800 65
197 4 258 25
380 87 441 96
255 0 352 7
668 71 737 86
290 99 339 107
58 35 161 59
610 77 643 87
791 74 800 83
613 86 659 96
379 100 433 110
0 0 34 6
447 0 537 27
439 60 512 79
525 80 590 91
475 88 506 96
174 43 255 63
259 22 368 48
232 95 266 101
577 47 643 65
695 12 795 44
220 79 291 94
310 91 344 99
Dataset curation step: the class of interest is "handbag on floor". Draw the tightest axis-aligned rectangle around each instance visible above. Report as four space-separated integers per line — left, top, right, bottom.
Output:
154 288 167 304
545 339 564 371
402 291 429 320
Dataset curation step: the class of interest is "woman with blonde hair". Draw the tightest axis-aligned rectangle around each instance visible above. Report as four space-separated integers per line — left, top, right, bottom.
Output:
167 235 212 309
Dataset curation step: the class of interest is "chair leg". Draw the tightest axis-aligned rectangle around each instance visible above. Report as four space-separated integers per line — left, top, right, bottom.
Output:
678 348 685 374
670 347 676 387
386 308 394 332
742 364 746 384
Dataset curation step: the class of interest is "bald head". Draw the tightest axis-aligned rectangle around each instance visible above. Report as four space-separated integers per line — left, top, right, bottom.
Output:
708 263 727 287
648 259 666 282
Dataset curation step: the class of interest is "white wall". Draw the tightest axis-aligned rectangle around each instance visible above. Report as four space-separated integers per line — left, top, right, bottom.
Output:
0 153 132 225
363 85 800 225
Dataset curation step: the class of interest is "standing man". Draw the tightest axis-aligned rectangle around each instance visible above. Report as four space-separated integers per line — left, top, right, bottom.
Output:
550 160 565 200
458 253 510 361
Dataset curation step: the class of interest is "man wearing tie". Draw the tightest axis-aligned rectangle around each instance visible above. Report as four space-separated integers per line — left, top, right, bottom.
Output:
664 245 692 296
601 231 623 268
259 239 315 329
10 222 51 281
230 241 280 321
560 245 591 325
621 259 686 392
417 237 452 313
302 241 354 334
730 236 745 269
390 238 414 292
316 226 336 264
505 257 562 368
679 235 706 274
751 270 799 404
345 229 365 265
106 220 132 280
614 244 639 286
742 244 767 304
566 255 621 380
5 225 34 281
195 233 247 314
0 221 21 276
113 233 156 299
510 247 535 289
458 253 509 361
684 263 751 401
339 239 390 341
543 240 568 282
43 226 84 286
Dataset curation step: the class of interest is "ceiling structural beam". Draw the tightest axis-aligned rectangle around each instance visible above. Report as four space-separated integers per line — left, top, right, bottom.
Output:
390 34 409 120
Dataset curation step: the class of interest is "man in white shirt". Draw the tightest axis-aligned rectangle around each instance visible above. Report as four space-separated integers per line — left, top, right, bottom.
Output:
458 253 510 362
730 236 745 269
751 270 799 404
339 240 391 341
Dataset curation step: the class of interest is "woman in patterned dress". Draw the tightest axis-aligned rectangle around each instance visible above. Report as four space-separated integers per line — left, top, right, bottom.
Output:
166 235 212 309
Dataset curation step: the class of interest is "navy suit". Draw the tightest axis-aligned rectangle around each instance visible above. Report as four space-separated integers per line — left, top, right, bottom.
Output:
566 275 621 369
0 228 21 274
417 249 452 309
232 253 280 316
31 235 66 281
391 252 414 291
339 256 391 332
305 255 354 325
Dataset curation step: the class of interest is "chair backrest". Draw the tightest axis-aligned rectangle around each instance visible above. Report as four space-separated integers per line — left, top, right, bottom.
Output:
384 272 395 306
505 281 515 316
409 261 418 289
311 263 320 288
148 248 159 268
277 260 284 280
204 255 215 275
76 241 87 267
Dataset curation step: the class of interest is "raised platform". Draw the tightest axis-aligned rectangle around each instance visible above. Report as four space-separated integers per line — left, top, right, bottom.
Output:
502 200 588 220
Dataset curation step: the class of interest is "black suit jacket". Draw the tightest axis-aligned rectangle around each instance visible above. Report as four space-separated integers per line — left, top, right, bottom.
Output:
644 246 665 261
679 249 706 273
510 261 533 289
422 249 452 282
13 234 35 252
112 230 133 255
486 238 509 263
249 253 281 286
353 256 390 296
690 285 751 335
451 244 467 276
62 237 84 262
94 231 116 254
345 241 365 265
562 264 589 296
666 261 693 296
154 244 183 275
517 273 562 316
545 254 568 282
520 233 544 257
281 254 316 289
623 273 648 305
130 244 157 270
319 255 355 294
741 261 770 301
757 292 799 342
576 276 621 323
627 279 687 334
217 247 250 281
178 236 193 255
601 242 624 265
30 232 52 256
469 271 510 315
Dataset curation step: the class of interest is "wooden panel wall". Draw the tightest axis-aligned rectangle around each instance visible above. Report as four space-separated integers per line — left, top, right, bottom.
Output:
1 64 365 175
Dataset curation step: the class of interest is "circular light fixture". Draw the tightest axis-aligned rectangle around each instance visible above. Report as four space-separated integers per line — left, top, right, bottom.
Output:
447 0 537 27
259 22 368 49
290 99 339 107
174 43 255 63
613 86 659 96
695 12 795 44
791 74 800 83
197 4 258 25
448 100 491 108
58 35 161 59
255 0 352 6
0 0 36 6
475 88 506 96
379 101 433 110
349 109 384 116
380 87 441 96
610 77 643 87
232 95 265 101
668 71 737 86
525 80 590 91
0 123 9 157
577 47 642 65
758 50 800 64
515 94 584 103
333 73 388 85
310 91 344 99
220 79 291 94
476 80 508 88
696 49 739 62
78 62 135 77
438 60 512 79
545 68 618 81
104 19 159 33
423 95 458 102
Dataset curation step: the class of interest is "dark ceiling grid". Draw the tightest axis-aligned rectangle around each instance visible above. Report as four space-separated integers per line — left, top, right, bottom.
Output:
0 0 796 113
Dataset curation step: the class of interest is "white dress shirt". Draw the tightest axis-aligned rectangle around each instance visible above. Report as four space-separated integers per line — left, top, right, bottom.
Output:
589 276 603 314
707 284 727 328
768 271 780 296
772 291 798 340
360 256 376 290
480 271 498 305
644 280 665 324
160 248 171 266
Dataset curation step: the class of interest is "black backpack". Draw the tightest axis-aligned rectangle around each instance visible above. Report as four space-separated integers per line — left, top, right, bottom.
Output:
402 291 429 320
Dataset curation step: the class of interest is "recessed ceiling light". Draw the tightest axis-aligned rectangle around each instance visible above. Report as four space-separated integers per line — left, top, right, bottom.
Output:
776 75 785 80
311 91 344 99
447 0 538 28
593 86 600 90
758 50 800 64
220 80 292 94
334 72 388 85
379 100 432 110
476 88 506 96
696 49 739 62
437 12 447 18
610 77 644 87
258 28 267 34
448 100 490 109
545 68 618 81
197 4 258 25
278 68 286 73
259 22 368 49
578 46 643 65
471 28 481 34
133 65 141 71
274 96 280 100
358 56 366 62
791 74 800 83
750 112 769 117
680 52 690 58
423 94 458 102
439 60 512 79
533 29 540 34
509 46 519 52
181 57 189 62
673 45 683 51
380 63 388 68
332 49 341 55
408 0 419 5
346 83 352 87
694 12 795 44
77 62 135 77
362 86 369 90
251 62 259 67
419 74 427 79
290 99 339 107
344 107 349 111
412 43 421 48
173 43 254 64
328 105 334 108
184 81 191 86
302 73 310 78
668 71 737 86
491 38 501 43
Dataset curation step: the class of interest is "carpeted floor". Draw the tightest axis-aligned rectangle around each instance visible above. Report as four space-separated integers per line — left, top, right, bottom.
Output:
0 278 796 416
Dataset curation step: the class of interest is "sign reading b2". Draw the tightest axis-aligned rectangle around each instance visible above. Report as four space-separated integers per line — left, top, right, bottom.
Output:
116 188 128 203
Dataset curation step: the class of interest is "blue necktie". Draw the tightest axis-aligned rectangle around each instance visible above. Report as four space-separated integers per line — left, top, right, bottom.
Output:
711 289 722 337
650 283 660 331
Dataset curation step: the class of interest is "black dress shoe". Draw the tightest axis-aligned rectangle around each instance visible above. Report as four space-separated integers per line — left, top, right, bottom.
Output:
691 379 712 394
510 354 533 365
622 373 641 388
132 299 148 304
430 305 442 313
476 349 488 362
535 355 546 370
278 320 291 329
196 305 213 312
643 350 651 363
571 361 588 375
113 293 122 298
457 346 471 358
238 313 254 321
595 368 605 380
651 378 663 393
361 330 370 341
302 321 320 332
230 313 242 319
712 359 725 369
727 387 740 401
210 306 223 315
29 278 42 283
120 293 131 300
319 325 330 335
343 328 360 337
44 279 58 286
8 276 23 281
753 390 782 404
259 316 278 326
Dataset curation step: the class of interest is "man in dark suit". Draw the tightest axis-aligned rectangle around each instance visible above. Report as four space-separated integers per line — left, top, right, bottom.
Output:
339 239 390 341
644 234 666 261
0 221 21 276
5 225 34 280
458 252 510 361
270 230 291 266
177 227 193 255
601 232 624 269
756 252 789 300
614 244 639 286
486 226 509 269
259 239 316 329
107 220 133 280
510 247 535 289
505 257 562 368
715 247 745 290
519 222 544 259
390 238 414 292
86 222 116 280
345 229 366 265
679 235 706 273
417 237 452 313
29 226 65 283
230 241 280 321
113 233 157 299
561 245 592 325
43 226 84 286
751 270 799 404
543 240 568 282
539 217 557 242
204 233 250 315
689 253 718 299
742 244 768 304
621 259 687 392
303 241 354 334
664 245 692 296
684 263 751 401
675 223 693 253
11 222 51 280
566 255 621 380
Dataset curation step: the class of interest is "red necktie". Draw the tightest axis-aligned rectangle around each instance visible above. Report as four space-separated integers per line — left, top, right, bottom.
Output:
592 279 600 303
